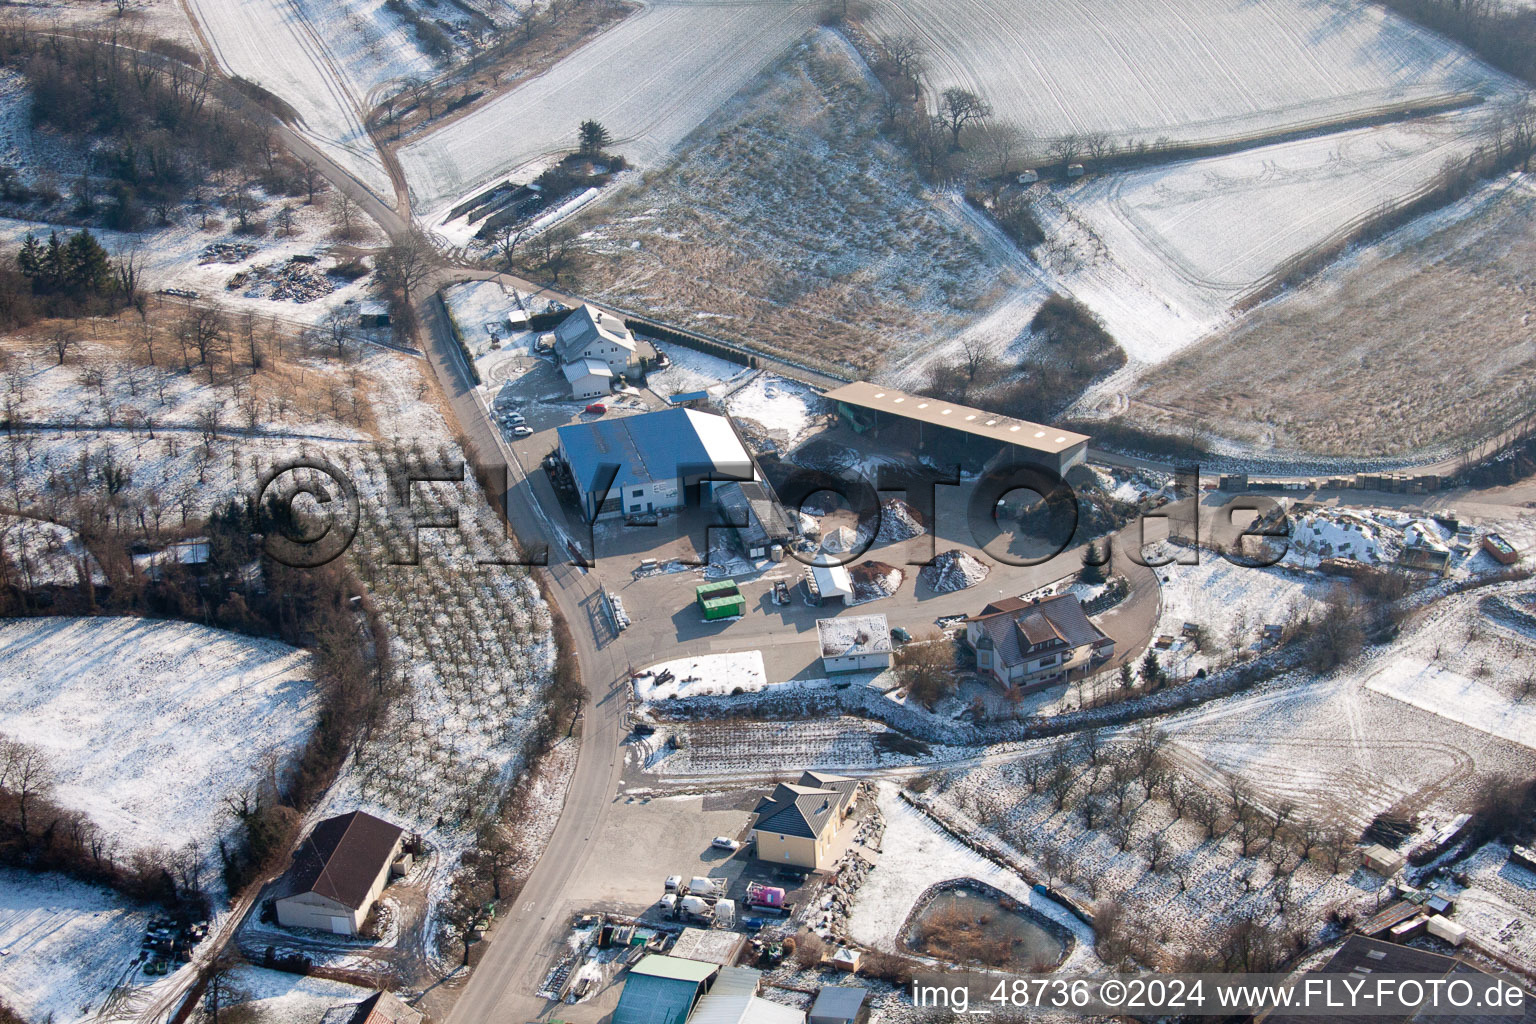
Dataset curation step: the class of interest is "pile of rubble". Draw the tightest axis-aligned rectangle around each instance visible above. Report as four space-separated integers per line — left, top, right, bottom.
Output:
807 794 884 942
226 257 336 303
199 241 258 264
850 561 903 603
919 549 990 593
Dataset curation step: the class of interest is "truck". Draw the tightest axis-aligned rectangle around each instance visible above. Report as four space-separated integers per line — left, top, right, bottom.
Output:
679 895 713 921
744 882 790 915
687 876 724 897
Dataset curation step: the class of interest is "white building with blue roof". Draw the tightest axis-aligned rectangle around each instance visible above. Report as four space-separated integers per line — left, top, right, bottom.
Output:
557 407 757 520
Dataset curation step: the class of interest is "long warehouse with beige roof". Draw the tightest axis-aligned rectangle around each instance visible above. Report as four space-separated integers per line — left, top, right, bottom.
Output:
824 381 1089 473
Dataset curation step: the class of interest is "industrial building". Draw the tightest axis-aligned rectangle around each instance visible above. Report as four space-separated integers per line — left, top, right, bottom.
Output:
557 408 757 520
273 811 406 935
823 380 1090 474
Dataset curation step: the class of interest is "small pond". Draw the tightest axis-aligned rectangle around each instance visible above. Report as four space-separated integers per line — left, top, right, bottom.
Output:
902 882 1069 971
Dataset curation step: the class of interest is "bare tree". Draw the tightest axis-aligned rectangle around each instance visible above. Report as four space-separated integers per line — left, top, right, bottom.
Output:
939 88 991 149
879 36 926 99
331 191 360 241
48 328 77 366
377 236 435 299
1048 134 1083 169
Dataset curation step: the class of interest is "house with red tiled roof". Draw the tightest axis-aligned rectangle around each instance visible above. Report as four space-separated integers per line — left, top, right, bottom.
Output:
963 594 1114 693
274 811 405 935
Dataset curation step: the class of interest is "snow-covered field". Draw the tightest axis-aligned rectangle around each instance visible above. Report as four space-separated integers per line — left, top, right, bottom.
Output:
1037 107 1509 364
399 1 823 217
1160 586 1536 829
644 344 750 400
0 617 318 861
1152 554 1331 674
847 784 1099 970
634 651 767 701
220 967 371 1024
0 870 150 1024
865 0 1505 148
184 0 398 199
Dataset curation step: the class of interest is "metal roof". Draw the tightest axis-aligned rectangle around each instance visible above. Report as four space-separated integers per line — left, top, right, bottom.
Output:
562 357 613 382
631 954 720 983
612 973 703 1024
809 985 867 1021
824 380 1089 454
689 992 804 1024
558 408 753 497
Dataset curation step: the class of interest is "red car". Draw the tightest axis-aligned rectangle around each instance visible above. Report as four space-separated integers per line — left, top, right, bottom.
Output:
584 402 607 414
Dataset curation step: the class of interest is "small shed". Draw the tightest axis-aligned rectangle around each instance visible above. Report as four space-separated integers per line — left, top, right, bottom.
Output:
1015 169 1039 185
816 614 893 673
1426 915 1466 946
358 301 390 329
810 985 867 1024
811 564 854 606
1363 844 1406 877
828 946 861 973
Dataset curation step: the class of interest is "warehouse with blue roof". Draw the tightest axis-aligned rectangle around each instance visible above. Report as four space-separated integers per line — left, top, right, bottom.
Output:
557 408 757 520
611 955 720 1024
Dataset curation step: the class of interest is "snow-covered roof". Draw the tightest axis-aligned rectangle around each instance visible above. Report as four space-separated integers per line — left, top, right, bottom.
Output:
811 564 854 601
558 408 753 496
562 357 613 383
817 614 892 657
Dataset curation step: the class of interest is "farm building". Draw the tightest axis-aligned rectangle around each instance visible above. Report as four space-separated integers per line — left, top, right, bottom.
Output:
687 966 803 1024
696 579 745 620
963 594 1114 692
357 301 390 329
273 811 405 935
751 771 858 871
612 955 719 1024
823 381 1089 474
809 985 866 1024
816 614 892 673
557 407 756 520
320 991 422 1024
714 480 794 559
670 927 749 967
562 357 613 400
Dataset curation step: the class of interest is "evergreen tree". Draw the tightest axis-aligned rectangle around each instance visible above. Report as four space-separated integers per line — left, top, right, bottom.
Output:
1140 648 1163 688
63 229 114 294
16 234 41 279
578 119 611 157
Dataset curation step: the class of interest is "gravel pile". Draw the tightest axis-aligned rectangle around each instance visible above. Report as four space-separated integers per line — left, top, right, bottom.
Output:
876 498 925 543
851 561 903 603
919 549 990 592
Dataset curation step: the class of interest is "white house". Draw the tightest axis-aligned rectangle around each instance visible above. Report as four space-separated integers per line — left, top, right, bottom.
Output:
817 614 892 673
555 304 636 375
273 811 405 935
562 357 613 400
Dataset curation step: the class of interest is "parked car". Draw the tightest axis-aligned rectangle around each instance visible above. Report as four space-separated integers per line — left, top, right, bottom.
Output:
584 402 607 414
711 836 741 851
505 412 526 425
510 425 533 437
891 626 912 644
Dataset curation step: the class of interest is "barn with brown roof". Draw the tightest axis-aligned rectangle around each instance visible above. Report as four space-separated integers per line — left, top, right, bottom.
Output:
963 593 1114 693
274 811 405 935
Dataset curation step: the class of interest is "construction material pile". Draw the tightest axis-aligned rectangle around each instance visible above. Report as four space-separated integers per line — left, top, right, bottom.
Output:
876 498 925 543
919 549 990 593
